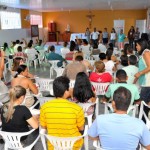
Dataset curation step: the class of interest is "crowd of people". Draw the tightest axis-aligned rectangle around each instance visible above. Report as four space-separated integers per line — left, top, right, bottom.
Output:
0 25 150 149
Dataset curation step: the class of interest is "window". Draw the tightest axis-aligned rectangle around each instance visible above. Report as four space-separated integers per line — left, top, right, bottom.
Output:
30 14 43 28
0 10 21 29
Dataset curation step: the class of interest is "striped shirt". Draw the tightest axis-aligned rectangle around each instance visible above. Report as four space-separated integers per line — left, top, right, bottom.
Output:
40 98 85 150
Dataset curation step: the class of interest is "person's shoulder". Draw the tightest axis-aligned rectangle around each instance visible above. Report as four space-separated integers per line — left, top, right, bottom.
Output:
16 105 29 112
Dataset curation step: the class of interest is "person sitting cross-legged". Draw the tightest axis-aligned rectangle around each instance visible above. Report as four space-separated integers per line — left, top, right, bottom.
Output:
40 76 85 150
103 69 140 105
88 87 150 150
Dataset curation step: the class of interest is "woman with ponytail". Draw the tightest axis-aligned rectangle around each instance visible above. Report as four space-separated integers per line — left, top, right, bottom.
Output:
1 86 38 140
11 65 38 107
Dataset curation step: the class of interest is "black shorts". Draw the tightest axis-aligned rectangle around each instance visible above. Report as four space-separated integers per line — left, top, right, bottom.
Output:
103 38 108 44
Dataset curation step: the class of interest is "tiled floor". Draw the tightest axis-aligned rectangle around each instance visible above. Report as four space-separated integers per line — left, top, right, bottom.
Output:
0 63 105 150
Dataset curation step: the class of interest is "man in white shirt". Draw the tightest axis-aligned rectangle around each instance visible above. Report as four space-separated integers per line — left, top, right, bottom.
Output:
98 40 107 53
60 42 70 58
91 27 99 45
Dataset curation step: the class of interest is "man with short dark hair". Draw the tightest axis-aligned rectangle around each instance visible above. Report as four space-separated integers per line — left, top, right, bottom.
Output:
103 69 140 105
62 55 87 80
40 76 85 150
88 87 150 150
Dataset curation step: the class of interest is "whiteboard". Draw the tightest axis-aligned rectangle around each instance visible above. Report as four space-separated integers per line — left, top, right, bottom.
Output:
114 20 125 34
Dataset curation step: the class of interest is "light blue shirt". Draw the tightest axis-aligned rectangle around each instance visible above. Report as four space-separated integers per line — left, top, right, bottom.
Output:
88 113 150 150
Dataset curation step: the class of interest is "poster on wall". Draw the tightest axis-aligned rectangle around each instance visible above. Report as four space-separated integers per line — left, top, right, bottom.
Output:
114 20 125 34
31 25 39 37
136 20 146 35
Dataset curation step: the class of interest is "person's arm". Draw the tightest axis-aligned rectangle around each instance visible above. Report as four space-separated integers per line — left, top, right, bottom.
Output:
28 79 38 94
27 116 39 129
135 51 150 79
143 145 150 150
0 50 5 79
77 108 85 131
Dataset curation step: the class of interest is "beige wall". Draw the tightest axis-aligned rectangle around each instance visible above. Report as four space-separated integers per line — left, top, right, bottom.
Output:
43 9 147 35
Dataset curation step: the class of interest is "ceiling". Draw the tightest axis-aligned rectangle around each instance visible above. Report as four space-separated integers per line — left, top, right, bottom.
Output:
0 0 150 12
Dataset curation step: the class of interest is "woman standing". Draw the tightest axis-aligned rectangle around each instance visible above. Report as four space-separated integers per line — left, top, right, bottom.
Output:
110 28 117 47
85 27 91 43
128 26 135 48
118 29 126 50
134 39 150 116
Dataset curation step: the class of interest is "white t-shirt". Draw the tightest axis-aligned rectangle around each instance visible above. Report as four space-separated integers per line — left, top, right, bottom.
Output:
61 47 70 58
98 43 107 53
81 44 91 56
104 60 114 75
122 65 138 84
25 48 38 60
110 33 117 40
91 32 99 40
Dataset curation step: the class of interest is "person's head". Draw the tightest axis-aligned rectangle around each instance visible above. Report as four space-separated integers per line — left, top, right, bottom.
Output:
16 40 20 44
109 43 113 49
17 46 22 52
123 43 130 55
93 43 98 49
106 49 113 60
136 27 139 32
63 42 68 47
120 55 128 66
111 28 116 33
49 45 55 52
99 53 106 60
86 27 89 31
27 42 32 48
12 41 16 47
70 40 76 51
112 87 131 112
53 76 70 98
95 61 105 73
38 39 42 46
29 40 33 44
3 42 8 50
130 26 134 31
128 55 137 65
82 39 88 45
116 69 127 82
120 29 123 34
136 39 149 55
94 27 96 32
12 57 24 71
75 55 83 62
15 65 28 77
73 72 94 103
104 28 107 31
4 85 26 122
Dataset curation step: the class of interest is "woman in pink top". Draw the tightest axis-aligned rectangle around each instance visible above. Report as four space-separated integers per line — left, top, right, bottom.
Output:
90 61 112 82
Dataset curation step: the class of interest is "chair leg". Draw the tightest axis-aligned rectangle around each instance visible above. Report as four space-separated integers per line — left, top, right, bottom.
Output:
84 135 89 150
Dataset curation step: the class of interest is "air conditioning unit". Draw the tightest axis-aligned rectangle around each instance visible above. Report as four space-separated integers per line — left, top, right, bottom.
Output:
0 5 7 10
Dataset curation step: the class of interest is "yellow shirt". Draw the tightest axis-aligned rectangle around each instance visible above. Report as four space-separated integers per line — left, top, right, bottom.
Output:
40 98 85 150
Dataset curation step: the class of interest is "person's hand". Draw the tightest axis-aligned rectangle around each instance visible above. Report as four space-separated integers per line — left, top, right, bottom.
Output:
134 72 141 79
0 50 5 57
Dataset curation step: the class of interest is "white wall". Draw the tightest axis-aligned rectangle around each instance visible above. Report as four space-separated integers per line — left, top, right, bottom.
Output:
0 28 48 46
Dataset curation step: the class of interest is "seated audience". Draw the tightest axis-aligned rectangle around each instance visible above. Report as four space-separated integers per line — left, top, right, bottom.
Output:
122 55 138 84
89 61 112 83
72 72 96 115
88 87 150 150
103 69 140 105
46 45 66 67
60 42 70 58
98 40 107 53
1 86 39 141
2 42 11 56
91 43 100 55
40 76 85 150
63 55 87 80
14 40 21 53
34 38 46 51
11 65 38 107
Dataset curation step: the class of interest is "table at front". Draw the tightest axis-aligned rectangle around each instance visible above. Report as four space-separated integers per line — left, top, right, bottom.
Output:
70 33 87 41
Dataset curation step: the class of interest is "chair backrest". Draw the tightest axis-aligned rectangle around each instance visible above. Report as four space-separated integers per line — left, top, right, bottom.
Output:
27 53 36 60
139 101 150 130
93 140 104 150
0 129 39 150
49 60 59 68
40 125 88 150
53 68 65 77
84 55 94 61
35 78 53 93
91 82 110 96
69 80 75 88
104 102 138 117
92 54 99 61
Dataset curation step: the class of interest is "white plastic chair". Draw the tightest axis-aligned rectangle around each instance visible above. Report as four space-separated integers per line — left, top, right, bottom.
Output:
40 125 88 150
92 55 99 61
26 54 41 69
91 82 110 116
0 129 40 150
69 80 75 88
49 60 60 78
104 102 138 117
93 140 103 150
53 68 65 78
35 78 54 95
139 101 150 130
